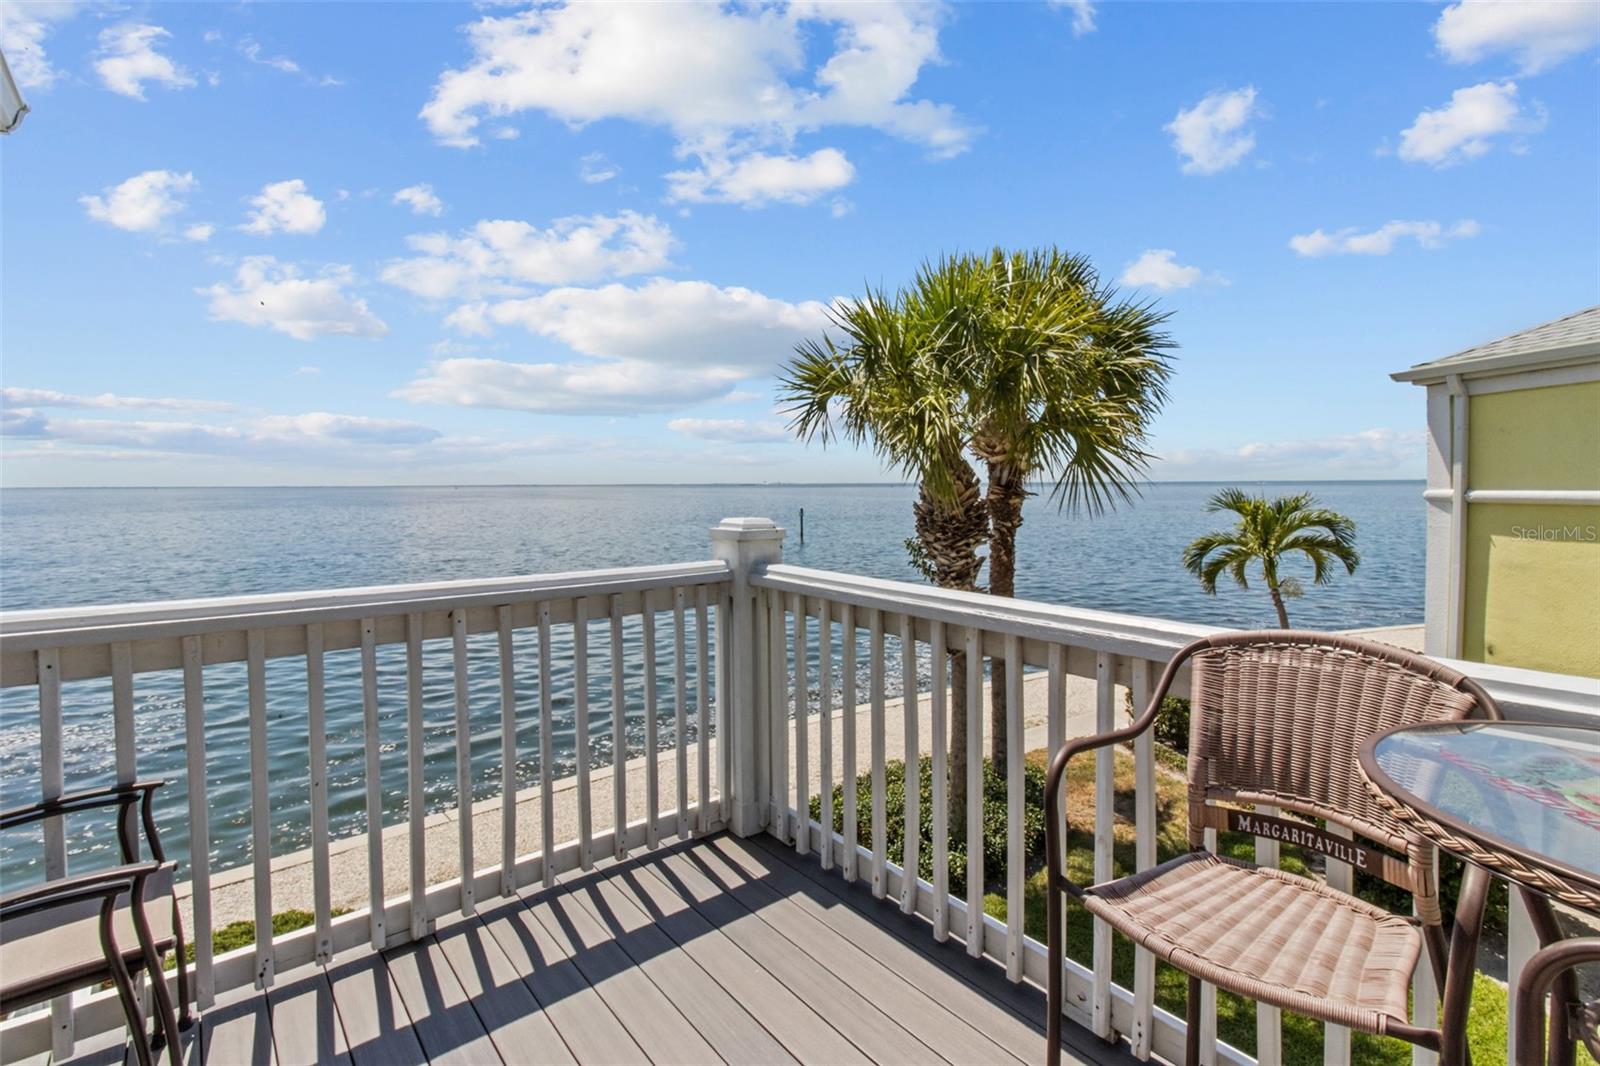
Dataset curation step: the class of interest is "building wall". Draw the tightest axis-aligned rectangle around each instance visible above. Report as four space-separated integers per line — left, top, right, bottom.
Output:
1461 379 1600 676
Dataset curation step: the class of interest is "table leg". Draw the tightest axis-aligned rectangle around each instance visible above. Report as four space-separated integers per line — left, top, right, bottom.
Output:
1514 937 1600 1066
1441 863 1492 1066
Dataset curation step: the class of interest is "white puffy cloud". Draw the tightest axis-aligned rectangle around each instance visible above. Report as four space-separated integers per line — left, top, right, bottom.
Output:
80 170 196 233
242 179 327 235
0 1 79 89
1160 429 1425 478
1288 219 1481 257
1 387 234 412
1433 1 1600 74
200 257 388 341
419 2 970 206
450 278 830 371
392 183 444 216
1397 81 1541 166
1048 0 1097 36
1119 249 1223 291
667 417 791 443
94 23 195 100
381 211 675 300
579 152 619 184
667 148 856 207
184 223 215 242
396 357 748 414
1166 86 1261 175
401 278 829 415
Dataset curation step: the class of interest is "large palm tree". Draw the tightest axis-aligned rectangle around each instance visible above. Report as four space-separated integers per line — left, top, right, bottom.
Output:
1181 489 1361 627
780 279 989 821
947 250 1174 770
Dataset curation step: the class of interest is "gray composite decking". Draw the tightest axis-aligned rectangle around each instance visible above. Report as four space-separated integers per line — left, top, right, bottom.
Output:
61 833 1134 1066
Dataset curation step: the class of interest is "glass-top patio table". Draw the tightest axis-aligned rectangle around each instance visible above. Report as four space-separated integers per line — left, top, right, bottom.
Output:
1359 720 1600 1065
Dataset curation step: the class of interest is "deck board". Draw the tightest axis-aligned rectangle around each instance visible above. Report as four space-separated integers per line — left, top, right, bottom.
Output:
323 952 426 1066
265 969 349 1066
430 911 576 1066
197 982 275 1066
588 861 867 1065
55 832 1128 1066
559 871 798 1065
676 841 1023 1065
525 886 721 1062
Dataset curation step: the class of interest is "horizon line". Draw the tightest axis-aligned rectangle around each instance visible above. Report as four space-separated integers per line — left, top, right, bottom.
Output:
1 478 1428 490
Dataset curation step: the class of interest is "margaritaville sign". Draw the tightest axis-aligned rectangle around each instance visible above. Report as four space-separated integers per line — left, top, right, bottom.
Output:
1226 809 1384 871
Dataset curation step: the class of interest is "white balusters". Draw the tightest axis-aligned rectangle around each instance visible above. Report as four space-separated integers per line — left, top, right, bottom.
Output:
181 635 214 1008
500 605 520 890
450 610 476 916
964 625 983 959
791 592 808 856
769 590 789 844
1047 643 1067 1003
38 646 71 1056
110 641 136 792
1254 802 1283 1066
406 613 430 940
538 603 556 888
359 619 386 951
1323 824 1355 1066
642 590 660 850
1200 824 1220 1063
610 595 627 860
306 623 334 961
247 630 276 984
930 619 948 940
1005 636 1024 981
1130 658 1157 1061
1091 651 1114 1038
868 608 887 899
674 587 690 840
574 597 593 869
696 585 711 835
901 613 920 915
818 599 835 871
840 602 858 883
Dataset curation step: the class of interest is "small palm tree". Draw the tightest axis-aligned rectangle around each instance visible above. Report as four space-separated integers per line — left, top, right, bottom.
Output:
1182 489 1360 627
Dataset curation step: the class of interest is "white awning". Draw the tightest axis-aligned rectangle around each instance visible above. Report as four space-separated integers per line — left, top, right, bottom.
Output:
1 48 30 134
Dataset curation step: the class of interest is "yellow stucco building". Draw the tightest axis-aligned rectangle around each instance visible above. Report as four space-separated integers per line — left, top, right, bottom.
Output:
1393 307 1600 678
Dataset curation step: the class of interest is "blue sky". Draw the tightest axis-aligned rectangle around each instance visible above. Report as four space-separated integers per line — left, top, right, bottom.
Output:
1 0 1596 487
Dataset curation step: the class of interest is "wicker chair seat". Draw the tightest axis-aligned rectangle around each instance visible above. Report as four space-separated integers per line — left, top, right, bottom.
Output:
1083 851 1421 1036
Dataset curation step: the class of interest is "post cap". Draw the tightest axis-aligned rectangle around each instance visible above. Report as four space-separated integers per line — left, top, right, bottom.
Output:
709 516 786 542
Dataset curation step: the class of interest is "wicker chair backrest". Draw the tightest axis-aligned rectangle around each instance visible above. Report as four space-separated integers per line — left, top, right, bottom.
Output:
1185 632 1492 889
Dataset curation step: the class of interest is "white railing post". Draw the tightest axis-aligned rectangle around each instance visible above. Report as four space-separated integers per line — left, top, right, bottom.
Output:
710 517 785 837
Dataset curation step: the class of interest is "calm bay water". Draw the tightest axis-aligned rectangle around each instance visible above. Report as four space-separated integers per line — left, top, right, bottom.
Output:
0 482 1423 888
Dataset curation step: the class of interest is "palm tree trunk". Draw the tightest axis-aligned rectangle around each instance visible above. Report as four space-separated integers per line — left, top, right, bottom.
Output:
985 459 1025 773
1268 584 1290 628
910 465 989 832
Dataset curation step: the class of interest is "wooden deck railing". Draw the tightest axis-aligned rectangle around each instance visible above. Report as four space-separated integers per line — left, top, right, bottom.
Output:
0 516 1595 1064
0 561 732 1060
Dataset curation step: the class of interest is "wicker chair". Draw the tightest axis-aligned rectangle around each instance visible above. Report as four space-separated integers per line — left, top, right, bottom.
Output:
1044 632 1502 1066
0 781 192 1065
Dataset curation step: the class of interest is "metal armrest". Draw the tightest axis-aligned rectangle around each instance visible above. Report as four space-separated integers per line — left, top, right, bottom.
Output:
0 860 166 919
0 780 167 863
